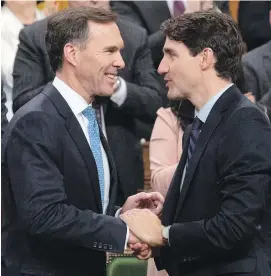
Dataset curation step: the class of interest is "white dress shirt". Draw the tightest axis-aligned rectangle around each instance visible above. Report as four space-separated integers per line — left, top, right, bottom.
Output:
1 6 44 121
52 77 129 248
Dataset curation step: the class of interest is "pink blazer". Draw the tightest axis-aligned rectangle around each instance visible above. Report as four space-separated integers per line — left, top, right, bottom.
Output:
147 107 183 276
150 107 183 197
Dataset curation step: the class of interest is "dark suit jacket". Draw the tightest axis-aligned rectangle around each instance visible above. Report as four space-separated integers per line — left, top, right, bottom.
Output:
238 1 271 52
155 86 271 276
2 84 127 276
112 1 171 69
12 17 164 203
242 41 271 101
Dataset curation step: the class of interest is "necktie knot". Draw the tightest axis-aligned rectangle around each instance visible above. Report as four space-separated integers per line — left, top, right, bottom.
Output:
192 117 202 130
82 106 96 123
82 106 95 118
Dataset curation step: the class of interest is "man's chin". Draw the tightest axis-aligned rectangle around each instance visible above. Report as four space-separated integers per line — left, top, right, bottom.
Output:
167 90 178 100
167 89 185 101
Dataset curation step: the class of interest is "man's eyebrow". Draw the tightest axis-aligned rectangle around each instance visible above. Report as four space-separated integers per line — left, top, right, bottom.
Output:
163 47 176 55
104 46 119 52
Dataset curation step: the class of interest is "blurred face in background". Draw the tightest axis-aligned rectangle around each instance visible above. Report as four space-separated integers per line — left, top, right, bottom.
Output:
5 0 36 8
68 1 110 10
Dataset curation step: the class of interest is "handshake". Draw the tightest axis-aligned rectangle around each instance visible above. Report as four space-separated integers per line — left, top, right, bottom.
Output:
119 192 166 260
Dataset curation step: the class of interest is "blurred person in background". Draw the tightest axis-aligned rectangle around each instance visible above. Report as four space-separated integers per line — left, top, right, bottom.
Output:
238 1 271 52
112 0 217 69
12 0 165 205
0 0 48 120
148 99 194 276
242 40 271 102
241 9 271 124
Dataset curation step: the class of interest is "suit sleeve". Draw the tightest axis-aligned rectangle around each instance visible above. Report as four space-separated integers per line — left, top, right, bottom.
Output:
6 112 127 253
112 1 165 69
12 28 48 113
242 57 259 100
116 29 165 123
167 107 271 259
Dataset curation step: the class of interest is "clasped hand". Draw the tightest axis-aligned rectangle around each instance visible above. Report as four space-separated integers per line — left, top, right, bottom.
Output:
120 192 165 260
120 209 164 260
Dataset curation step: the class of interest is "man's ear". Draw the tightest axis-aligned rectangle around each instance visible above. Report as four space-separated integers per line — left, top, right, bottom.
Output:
200 48 215 71
63 43 79 67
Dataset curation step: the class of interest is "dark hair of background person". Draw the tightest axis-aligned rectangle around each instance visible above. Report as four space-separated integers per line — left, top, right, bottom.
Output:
170 99 194 131
45 7 117 72
161 10 244 84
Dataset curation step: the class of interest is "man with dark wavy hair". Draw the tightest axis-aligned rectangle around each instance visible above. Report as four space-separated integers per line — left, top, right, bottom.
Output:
121 11 271 276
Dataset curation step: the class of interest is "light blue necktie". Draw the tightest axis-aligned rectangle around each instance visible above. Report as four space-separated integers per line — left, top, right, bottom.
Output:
82 106 104 206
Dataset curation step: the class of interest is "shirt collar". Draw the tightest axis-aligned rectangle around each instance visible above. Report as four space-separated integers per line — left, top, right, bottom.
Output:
195 83 233 123
52 76 91 116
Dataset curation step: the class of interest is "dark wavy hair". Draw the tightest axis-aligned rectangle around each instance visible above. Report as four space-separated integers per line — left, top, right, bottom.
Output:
161 10 244 83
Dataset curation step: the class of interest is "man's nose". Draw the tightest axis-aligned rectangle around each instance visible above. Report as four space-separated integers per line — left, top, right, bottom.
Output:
158 57 169 75
114 52 125 69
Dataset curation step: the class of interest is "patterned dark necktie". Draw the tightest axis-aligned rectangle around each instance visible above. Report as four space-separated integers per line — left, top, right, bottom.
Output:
187 117 203 167
173 0 185 17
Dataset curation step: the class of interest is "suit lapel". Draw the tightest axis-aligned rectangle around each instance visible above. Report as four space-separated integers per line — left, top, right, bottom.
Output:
66 116 103 213
43 84 103 213
162 126 191 225
100 132 118 215
173 112 222 221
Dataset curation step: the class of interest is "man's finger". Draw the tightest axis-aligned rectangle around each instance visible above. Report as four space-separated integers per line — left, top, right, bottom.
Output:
150 192 164 203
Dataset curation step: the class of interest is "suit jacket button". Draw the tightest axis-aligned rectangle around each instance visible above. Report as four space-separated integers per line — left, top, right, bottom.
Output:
93 242 97 248
109 245 112 250
98 243 102 249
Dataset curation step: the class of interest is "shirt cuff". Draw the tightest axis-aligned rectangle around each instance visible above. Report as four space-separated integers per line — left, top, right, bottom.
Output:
163 225 171 246
115 208 122 218
110 77 127 106
124 225 129 250
115 208 129 250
